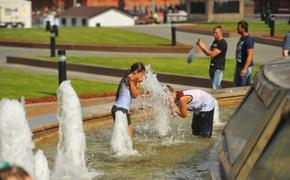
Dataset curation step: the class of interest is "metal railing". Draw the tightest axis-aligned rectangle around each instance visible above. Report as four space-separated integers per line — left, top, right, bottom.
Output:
244 13 290 23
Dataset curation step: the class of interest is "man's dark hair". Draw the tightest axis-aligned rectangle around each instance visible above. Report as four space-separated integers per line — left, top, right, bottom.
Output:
238 20 248 32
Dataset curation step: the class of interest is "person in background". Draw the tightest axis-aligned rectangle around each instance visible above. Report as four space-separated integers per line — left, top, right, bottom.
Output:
196 25 228 90
0 161 32 180
111 62 145 138
234 20 255 86
166 85 215 138
282 31 290 57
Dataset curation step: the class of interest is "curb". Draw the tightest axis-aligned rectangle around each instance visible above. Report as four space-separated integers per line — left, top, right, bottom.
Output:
176 26 283 47
176 26 237 38
252 36 283 47
0 39 191 53
7 56 234 88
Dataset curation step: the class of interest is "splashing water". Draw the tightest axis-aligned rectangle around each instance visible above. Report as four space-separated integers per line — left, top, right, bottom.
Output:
213 99 224 127
0 99 50 179
141 65 172 137
34 150 50 180
111 111 137 156
52 81 94 179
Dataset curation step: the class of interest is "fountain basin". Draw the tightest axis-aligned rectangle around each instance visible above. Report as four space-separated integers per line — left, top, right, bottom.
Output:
219 57 290 179
25 86 247 179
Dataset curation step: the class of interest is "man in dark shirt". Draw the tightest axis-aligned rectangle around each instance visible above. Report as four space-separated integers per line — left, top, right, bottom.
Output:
234 20 254 86
196 25 228 89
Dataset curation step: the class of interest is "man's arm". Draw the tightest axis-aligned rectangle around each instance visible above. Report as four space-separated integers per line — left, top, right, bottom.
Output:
241 48 254 77
197 41 221 58
174 97 188 118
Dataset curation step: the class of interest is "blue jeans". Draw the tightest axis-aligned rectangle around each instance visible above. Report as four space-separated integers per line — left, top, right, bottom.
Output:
233 66 253 86
209 67 223 90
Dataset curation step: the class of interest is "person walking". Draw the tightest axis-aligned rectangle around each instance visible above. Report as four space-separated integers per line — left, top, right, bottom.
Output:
196 25 228 90
234 21 254 86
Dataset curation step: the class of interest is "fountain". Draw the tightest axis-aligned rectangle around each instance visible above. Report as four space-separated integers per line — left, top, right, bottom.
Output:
110 111 137 156
218 57 290 179
52 80 94 179
0 65 243 179
0 80 99 180
141 65 172 137
0 98 50 180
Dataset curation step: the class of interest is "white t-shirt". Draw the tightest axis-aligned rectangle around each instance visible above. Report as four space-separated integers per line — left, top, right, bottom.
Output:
178 89 215 113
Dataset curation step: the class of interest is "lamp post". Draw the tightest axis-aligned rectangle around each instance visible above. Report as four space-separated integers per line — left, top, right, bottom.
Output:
164 0 167 23
171 21 176 46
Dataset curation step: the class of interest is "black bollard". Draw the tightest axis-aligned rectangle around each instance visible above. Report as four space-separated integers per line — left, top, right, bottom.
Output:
58 50 67 85
270 15 275 37
171 22 176 46
52 25 58 37
45 21 51 32
50 31 56 57
50 26 58 57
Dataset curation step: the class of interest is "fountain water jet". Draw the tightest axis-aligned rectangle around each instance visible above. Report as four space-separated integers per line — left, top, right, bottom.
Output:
141 65 172 137
52 80 94 179
0 98 50 180
110 111 137 156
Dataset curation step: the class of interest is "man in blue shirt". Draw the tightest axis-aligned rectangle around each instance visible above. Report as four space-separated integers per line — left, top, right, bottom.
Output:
283 32 290 57
234 21 254 86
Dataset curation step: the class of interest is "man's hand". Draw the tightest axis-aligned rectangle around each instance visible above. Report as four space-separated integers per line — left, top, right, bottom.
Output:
240 68 247 77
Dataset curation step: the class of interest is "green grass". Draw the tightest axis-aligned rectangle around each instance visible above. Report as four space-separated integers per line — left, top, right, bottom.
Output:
192 21 290 37
0 27 171 45
36 56 261 81
0 69 117 99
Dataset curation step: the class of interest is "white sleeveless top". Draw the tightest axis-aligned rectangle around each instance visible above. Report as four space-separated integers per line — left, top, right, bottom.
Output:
180 89 215 113
115 79 132 110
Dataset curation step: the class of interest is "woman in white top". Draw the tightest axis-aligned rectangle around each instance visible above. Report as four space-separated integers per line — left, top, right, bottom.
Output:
111 62 145 138
167 85 215 138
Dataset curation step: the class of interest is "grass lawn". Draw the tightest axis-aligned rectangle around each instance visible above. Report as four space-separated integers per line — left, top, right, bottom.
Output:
0 69 117 99
192 21 289 38
0 27 171 45
35 56 261 81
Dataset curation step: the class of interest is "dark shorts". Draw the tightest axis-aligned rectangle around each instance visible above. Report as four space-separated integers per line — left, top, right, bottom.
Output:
191 109 214 138
111 105 131 125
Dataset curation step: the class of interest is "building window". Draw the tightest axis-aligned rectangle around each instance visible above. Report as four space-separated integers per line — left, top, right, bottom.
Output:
71 18 76 26
61 18 66 26
190 1 206 14
82 18 87 26
214 0 240 13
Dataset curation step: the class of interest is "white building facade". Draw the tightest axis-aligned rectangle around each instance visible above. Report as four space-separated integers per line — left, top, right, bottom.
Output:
60 7 135 27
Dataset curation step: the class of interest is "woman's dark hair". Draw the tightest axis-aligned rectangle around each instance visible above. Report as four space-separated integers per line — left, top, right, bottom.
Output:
115 62 145 100
238 20 248 32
